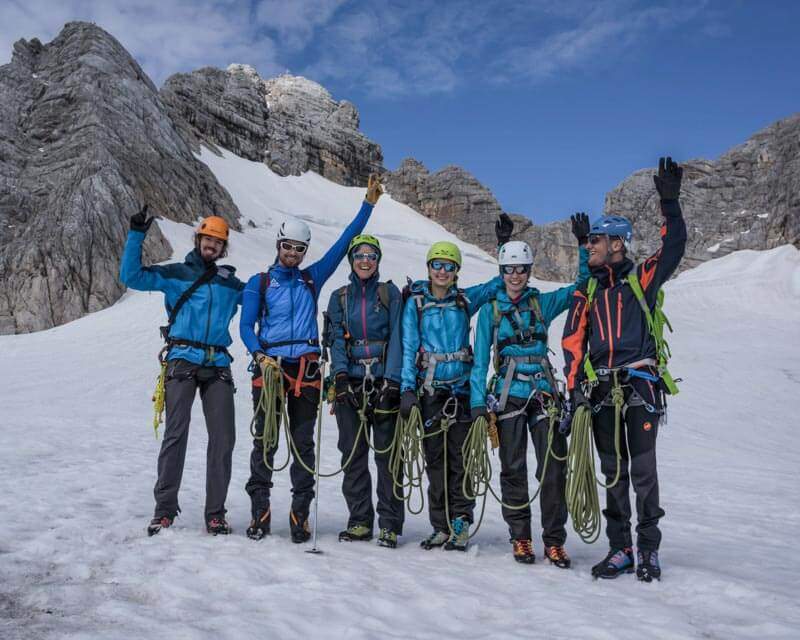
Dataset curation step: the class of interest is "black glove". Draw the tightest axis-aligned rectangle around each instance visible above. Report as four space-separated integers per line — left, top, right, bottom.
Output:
653 156 682 201
378 379 401 408
570 212 590 246
470 406 488 422
495 213 514 246
335 373 358 409
399 390 419 419
130 205 155 233
570 387 590 410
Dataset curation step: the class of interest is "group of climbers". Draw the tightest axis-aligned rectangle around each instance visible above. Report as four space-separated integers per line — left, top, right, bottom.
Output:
120 156 686 582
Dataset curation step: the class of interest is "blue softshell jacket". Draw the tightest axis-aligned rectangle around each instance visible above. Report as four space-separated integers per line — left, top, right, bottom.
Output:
400 276 503 396
240 201 374 361
326 271 403 382
470 247 589 409
119 229 244 367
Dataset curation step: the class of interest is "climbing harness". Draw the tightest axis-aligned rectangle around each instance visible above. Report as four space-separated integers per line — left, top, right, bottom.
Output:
583 274 679 395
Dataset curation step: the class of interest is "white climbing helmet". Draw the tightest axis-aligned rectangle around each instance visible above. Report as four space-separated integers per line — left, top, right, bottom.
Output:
277 219 311 244
498 241 535 266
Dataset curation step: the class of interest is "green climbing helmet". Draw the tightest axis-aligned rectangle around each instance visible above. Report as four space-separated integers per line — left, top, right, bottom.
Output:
426 241 462 268
349 233 381 255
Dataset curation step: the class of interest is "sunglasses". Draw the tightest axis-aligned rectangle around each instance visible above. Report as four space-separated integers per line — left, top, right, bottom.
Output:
429 260 458 273
501 265 531 275
353 252 378 262
280 241 308 253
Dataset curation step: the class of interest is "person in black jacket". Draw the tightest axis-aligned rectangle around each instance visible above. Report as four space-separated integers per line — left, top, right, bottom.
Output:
561 157 687 582
326 234 405 549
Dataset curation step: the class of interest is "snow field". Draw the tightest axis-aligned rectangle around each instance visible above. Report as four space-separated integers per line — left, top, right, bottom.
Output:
1 149 799 639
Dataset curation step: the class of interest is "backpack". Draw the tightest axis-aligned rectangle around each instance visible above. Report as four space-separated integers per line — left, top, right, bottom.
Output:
257 268 316 335
584 273 679 395
335 281 393 350
401 277 471 330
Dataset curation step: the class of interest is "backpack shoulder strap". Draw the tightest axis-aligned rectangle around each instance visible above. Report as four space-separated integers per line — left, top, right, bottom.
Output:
528 295 545 332
161 264 217 340
378 281 392 311
626 272 654 327
257 271 270 330
586 277 598 306
336 284 350 338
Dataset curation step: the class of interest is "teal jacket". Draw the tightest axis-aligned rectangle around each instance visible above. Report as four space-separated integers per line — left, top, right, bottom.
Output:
401 276 502 395
470 248 589 409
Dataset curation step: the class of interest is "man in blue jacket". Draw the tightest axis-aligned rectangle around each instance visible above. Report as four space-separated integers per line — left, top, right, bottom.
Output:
398 236 504 552
120 209 243 537
240 176 383 543
326 234 404 548
469 220 589 566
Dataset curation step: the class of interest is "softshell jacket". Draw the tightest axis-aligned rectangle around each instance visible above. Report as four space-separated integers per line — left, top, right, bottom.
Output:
240 201 373 361
327 271 403 382
400 276 502 396
119 229 244 367
470 247 589 409
562 200 687 390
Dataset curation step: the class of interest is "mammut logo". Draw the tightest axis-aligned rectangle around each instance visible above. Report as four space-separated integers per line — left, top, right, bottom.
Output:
643 421 652 432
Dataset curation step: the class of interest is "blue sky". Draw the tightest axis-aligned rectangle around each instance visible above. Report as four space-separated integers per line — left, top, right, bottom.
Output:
2 1 799 222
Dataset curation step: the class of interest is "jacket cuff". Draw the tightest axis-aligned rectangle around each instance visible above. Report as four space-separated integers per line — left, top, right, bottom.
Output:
659 199 682 217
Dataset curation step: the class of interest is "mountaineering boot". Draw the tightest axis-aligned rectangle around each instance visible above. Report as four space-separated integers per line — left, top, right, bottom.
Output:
289 510 311 544
636 550 661 582
420 530 450 550
444 517 470 552
246 507 271 540
511 539 535 564
338 524 373 542
592 547 635 579
147 515 174 537
206 516 232 535
545 545 572 569
377 529 398 549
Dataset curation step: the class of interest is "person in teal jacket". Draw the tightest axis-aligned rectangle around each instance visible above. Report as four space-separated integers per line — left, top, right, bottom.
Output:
120 209 243 537
469 215 589 566
399 229 507 552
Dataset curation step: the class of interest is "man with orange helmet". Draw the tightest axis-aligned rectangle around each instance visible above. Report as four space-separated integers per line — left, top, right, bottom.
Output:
120 205 244 537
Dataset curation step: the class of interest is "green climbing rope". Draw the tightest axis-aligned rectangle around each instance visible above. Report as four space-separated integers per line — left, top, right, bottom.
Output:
564 372 624 544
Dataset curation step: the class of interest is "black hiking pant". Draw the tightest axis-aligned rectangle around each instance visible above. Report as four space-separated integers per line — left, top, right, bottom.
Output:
420 392 474 532
246 357 321 520
154 359 236 521
592 375 665 552
334 378 404 534
497 396 568 545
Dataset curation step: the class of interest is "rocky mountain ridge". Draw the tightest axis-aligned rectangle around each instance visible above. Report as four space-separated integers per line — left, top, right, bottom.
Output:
1 21 797 334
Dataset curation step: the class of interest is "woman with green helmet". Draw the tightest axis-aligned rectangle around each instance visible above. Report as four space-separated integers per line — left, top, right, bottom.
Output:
326 233 406 548
398 217 511 552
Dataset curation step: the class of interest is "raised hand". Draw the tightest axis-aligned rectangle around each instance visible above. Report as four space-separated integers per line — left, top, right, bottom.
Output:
130 204 155 233
495 213 514 246
653 157 682 201
365 173 384 205
570 212 590 245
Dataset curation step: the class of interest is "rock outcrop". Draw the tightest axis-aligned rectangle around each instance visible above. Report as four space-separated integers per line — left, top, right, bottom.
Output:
0 22 239 334
161 65 383 186
387 114 800 281
605 114 800 270
384 158 508 253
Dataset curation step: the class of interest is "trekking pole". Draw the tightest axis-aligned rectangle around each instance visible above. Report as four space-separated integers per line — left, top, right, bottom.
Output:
306 314 331 555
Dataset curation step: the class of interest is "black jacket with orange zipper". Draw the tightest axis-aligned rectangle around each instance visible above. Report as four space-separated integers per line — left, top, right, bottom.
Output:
562 199 687 391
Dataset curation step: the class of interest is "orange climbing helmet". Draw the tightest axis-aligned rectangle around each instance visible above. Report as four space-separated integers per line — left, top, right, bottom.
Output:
196 216 229 241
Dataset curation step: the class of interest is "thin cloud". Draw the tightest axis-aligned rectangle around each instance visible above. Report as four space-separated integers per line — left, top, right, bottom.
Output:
0 0 716 97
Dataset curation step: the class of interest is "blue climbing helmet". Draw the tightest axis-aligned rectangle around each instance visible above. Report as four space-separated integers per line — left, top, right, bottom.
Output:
590 215 633 247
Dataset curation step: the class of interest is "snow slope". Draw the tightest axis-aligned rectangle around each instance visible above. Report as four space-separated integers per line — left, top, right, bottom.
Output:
2 149 799 639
